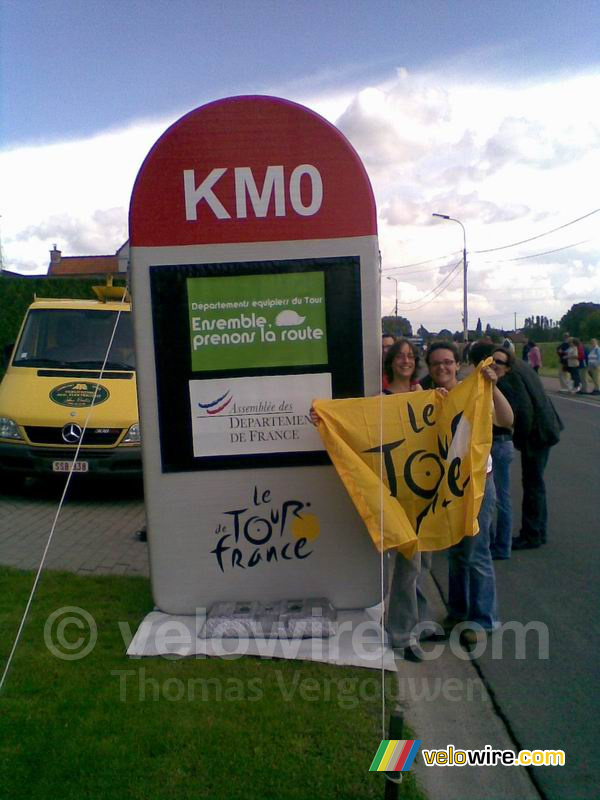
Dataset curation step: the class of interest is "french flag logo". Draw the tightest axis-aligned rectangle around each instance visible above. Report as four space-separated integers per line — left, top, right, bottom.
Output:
198 390 232 415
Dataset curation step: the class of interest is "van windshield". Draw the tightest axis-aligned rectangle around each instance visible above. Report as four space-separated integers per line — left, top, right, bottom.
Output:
12 309 135 370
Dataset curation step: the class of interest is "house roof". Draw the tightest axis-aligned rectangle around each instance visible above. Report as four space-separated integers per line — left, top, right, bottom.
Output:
48 255 119 276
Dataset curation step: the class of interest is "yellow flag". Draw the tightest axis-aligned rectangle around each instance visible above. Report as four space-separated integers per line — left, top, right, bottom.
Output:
313 367 493 558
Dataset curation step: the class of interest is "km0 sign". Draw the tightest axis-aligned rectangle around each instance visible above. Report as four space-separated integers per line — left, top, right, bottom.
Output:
183 165 323 221
129 95 381 614
130 95 376 247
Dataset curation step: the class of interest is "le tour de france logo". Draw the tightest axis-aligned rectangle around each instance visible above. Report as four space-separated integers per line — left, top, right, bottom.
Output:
366 400 472 533
211 486 321 573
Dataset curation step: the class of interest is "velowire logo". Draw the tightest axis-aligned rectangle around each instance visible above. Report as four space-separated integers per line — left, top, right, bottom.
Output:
369 740 422 772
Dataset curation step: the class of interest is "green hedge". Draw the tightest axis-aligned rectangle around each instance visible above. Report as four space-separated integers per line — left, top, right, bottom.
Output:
0 276 126 348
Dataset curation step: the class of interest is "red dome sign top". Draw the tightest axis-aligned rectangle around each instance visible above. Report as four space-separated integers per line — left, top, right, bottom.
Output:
129 95 377 247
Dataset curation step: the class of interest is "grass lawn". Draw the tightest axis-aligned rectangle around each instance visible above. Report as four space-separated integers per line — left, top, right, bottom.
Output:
0 567 425 800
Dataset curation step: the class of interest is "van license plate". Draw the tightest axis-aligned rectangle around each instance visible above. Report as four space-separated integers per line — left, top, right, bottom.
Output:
52 461 89 473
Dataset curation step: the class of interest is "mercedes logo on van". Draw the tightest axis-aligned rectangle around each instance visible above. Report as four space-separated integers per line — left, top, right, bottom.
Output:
62 423 83 444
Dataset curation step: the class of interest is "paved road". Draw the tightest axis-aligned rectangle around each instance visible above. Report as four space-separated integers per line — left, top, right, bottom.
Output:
0 477 147 576
433 384 600 799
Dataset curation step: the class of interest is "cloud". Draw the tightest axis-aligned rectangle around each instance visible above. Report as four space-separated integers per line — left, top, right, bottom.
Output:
15 208 127 255
482 116 596 173
381 189 529 228
431 191 531 224
556 263 600 300
380 195 429 226
334 70 451 173
2 67 600 331
0 116 172 270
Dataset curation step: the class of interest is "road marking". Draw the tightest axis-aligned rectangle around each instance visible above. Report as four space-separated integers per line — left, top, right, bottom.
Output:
551 392 600 407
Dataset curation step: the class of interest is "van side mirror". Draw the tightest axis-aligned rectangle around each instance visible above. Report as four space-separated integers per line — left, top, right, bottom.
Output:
2 343 14 368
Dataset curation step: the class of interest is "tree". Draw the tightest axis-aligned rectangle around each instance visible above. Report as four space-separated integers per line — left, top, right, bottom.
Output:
581 310 600 341
559 302 600 337
522 314 560 342
381 316 413 337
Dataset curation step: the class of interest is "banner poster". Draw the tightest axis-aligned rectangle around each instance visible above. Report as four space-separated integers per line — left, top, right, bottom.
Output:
149 256 364 472
188 271 328 371
313 367 493 558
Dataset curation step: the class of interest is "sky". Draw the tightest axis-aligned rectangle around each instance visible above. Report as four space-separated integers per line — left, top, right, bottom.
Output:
1 0 600 333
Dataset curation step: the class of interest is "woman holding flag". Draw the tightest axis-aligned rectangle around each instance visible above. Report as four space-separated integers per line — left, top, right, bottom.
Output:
381 339 433 661
425 342 513 646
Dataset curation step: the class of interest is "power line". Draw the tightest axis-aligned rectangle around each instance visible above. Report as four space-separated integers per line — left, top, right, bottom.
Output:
483 238 593 263
382 207 600 272
473 208 600 254
396 260 461 306
383 262 456 277
406 266 463 311
381 250 460 272
383 265 459 314
395 260 463 309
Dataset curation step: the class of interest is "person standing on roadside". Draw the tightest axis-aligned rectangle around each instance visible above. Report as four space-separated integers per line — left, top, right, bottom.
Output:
469 342 529 561
587 338 600 394
556 333 572 392
382 340 432 662
577 338 589 394
381 333 396 391
503 337 515 354
497 353 564 550
311 338 431 661
487 348 534 557
527 340 542 373
566 338 582 393
426 342 514 645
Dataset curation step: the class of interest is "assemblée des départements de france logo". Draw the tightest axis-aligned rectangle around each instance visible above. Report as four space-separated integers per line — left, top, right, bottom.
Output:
189 374 331 457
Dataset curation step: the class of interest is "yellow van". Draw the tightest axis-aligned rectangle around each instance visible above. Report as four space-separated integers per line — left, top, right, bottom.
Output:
0 284 141 481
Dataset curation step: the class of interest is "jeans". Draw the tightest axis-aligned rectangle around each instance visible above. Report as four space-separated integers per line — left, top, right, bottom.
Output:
448 476 497 630
490 438 514 558
520 446 550 545
386 551 433 648
568 367 581 389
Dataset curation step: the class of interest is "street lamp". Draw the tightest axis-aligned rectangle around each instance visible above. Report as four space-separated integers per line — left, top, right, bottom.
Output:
432 213 468 344
386 276 398 317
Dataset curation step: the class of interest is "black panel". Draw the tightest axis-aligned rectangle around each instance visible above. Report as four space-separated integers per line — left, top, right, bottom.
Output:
149 257 363 472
